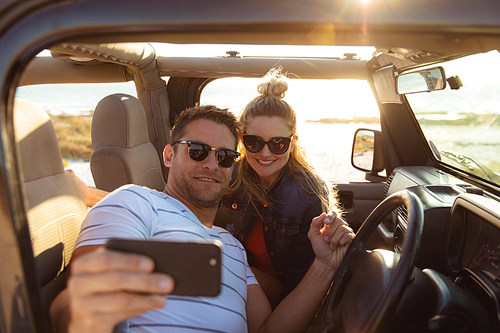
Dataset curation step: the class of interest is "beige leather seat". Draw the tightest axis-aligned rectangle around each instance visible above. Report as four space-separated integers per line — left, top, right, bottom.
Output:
14 98 88 328
90 93 166 192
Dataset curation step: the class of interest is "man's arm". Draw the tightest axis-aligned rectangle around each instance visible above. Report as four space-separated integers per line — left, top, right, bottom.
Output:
50 246 174 333
246 212 354 333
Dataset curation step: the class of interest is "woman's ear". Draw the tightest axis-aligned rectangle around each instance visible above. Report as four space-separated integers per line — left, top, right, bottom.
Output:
163 144 174 167
290 134 298 152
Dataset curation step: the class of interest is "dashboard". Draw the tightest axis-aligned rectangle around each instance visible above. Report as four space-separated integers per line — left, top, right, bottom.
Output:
448 194 500 283
380 166 471 273
378 166 500 329
461 211 500 281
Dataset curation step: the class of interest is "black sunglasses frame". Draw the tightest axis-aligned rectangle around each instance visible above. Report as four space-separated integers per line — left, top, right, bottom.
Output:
173 140 240 168
242 134 294 155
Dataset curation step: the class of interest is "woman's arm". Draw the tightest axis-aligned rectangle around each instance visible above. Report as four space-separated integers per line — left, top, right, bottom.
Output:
247 212 354 333
66 169 109 207
282 194 321 295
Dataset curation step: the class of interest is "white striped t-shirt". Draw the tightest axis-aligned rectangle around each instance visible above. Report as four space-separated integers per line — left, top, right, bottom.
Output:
75 184 258 333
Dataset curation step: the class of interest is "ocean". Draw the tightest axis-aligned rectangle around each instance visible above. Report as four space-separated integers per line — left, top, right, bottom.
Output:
16 80 381 186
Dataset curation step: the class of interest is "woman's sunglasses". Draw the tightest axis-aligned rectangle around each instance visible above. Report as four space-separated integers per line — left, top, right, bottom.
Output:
173 140 240 168
242 134 293 155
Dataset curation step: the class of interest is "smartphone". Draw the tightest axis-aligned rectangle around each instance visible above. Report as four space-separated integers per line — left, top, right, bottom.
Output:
106 239 221 297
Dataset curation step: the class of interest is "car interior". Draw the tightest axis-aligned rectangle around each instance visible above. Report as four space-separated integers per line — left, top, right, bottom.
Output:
90 93 166 192
2 1 500 332
12 98 88 330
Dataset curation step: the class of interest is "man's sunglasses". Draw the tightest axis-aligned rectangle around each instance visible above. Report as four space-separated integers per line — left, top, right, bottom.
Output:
173 140 240 168
242 135 293 155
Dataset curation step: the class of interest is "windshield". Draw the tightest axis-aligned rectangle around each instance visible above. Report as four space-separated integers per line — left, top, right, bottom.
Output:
405 50 500 186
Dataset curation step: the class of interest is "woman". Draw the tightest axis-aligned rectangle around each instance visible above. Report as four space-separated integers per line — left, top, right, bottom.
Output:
221 68 339 308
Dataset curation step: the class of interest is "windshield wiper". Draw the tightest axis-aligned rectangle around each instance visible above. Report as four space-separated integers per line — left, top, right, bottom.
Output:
440 150 496 182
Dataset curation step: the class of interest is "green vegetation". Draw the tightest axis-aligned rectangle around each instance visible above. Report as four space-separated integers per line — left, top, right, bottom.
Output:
49 113 93 160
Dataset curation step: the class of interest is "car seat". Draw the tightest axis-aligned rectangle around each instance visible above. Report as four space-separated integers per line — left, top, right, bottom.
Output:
13 98 88 329
90 93 166 192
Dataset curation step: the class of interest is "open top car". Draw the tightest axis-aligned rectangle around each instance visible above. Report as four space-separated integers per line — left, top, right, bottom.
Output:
1 0 500 332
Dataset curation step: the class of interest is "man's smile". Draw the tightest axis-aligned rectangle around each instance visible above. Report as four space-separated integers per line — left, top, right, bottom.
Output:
195 176 220 183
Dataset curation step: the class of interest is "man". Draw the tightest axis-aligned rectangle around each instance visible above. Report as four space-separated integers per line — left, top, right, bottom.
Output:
51 105 354 333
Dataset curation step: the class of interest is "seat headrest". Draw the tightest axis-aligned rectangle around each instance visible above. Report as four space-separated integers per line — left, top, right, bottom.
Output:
14 99 64 182
92 93 150 149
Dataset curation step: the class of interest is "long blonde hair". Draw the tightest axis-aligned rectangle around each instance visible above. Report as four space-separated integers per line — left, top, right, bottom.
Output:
228 68 339 214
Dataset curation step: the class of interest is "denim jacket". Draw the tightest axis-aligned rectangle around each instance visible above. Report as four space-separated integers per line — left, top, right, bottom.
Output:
222 163 323 298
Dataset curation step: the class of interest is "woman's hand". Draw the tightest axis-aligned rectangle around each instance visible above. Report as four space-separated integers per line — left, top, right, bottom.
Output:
308 212 355 271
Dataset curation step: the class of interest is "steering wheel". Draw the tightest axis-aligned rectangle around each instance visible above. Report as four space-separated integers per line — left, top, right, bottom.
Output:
320 190 424 333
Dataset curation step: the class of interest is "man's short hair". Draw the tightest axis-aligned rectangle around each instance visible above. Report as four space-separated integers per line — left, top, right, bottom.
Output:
171 105 240 148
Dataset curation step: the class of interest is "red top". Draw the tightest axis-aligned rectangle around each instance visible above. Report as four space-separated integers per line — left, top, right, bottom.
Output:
243 218 277 276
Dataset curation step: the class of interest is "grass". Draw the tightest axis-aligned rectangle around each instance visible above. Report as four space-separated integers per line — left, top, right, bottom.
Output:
49 113 93 161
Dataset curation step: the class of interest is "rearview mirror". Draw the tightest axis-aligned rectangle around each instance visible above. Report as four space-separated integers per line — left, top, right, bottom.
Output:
396 67 446 94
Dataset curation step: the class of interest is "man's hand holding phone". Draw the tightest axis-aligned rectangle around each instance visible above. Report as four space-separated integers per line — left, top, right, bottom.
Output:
66 247 173 333
65 240 221 333
106 239 222 297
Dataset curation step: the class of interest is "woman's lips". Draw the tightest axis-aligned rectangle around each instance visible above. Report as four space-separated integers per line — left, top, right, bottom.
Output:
256 159 276 166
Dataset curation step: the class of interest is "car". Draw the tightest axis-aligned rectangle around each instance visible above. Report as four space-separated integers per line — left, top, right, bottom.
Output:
1 0 500 332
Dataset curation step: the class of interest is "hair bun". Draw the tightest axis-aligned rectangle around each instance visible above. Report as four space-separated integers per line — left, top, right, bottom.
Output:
257 67 288 100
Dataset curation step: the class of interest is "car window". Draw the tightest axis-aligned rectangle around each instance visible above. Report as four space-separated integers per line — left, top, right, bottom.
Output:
15 81 137 186
201 78 381 183
16 82 137 115
405 50 500 186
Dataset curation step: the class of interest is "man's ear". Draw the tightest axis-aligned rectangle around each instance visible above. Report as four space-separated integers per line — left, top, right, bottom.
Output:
163 144 174 167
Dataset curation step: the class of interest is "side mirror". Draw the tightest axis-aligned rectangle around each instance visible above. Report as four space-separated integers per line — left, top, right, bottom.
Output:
351 129 385 177
396 67 446 94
